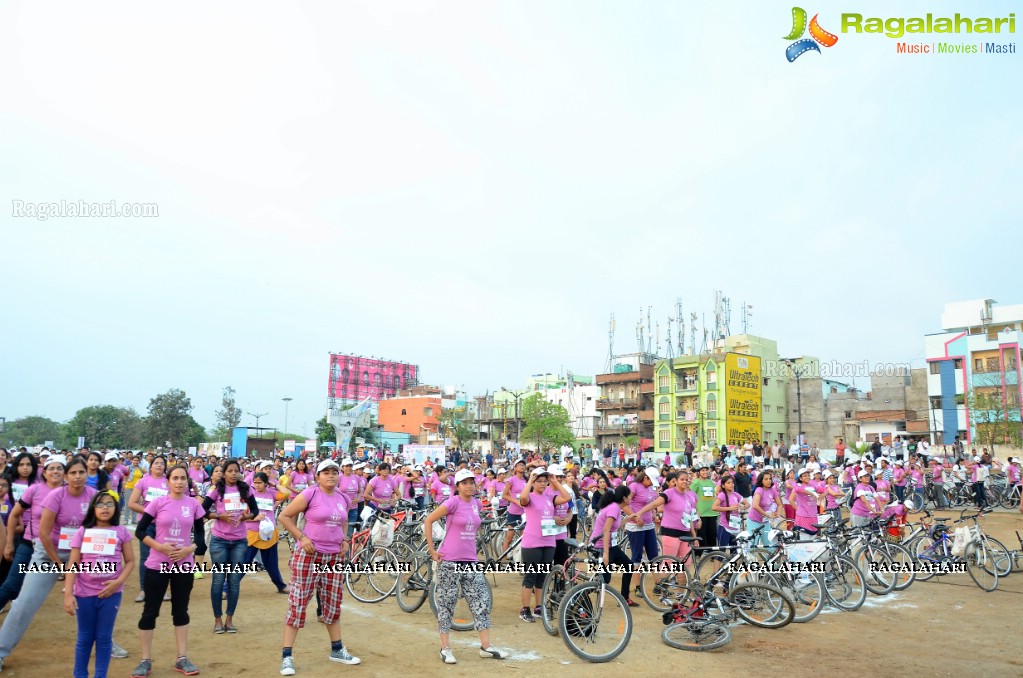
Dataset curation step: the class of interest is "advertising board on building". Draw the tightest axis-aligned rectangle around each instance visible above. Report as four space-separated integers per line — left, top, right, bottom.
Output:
724 353 762 445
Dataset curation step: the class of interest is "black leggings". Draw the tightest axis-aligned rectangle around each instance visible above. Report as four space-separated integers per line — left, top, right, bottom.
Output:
553 539 570 570
697 515 718 548
568 515 578 540
600 545 634 599
139 568 194 630
521 546 555 590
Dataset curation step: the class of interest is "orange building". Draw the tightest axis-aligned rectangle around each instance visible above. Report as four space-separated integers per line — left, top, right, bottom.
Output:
378 396 442 439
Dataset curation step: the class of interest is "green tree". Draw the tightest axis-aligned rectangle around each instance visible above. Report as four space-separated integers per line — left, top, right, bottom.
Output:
968 388 1023 452
145 388 194 448
184 416 208 447
213 386 242 439
440 406 476 450
65 405 145 449
520 393 574 452
315 416 335 446
1 416 64 447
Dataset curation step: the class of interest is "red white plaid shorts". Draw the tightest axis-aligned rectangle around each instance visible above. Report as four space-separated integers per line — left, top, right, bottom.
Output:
285 549 344 628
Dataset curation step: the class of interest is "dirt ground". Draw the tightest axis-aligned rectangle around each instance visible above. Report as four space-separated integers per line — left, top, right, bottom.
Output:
3 509 1021 678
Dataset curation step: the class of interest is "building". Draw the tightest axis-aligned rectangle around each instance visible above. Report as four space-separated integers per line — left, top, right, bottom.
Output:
924 299 1023 445
377 395 442 442
595 353 657 450
471 372 597 448
652 334 788 456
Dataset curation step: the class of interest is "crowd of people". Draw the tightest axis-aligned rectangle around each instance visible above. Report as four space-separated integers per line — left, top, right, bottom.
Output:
0 441 1018 675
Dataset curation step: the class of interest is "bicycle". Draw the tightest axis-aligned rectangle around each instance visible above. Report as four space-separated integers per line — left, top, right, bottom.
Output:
539 538 603 636
915 511 998 591
957 508 1012 579
556 571 634 662
343 507 403 604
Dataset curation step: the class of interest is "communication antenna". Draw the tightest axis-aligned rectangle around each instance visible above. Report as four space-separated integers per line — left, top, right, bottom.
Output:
655 321 661 356
675 298 685 356
646 305 653 354
636 308 645 354
722 296 732 338
606 313 616 372
690 312 697 356
700 313 709 354
665 316 675 359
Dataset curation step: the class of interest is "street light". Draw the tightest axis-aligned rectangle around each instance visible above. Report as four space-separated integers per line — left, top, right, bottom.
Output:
500 387 528 444
780 359 810 453
248 411 269 431
282 397 293 438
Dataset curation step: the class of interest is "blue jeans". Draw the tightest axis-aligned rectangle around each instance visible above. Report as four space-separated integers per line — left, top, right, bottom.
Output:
74 592 122 678
210 536 247 617
627 527 659 564
0 540 35 608
717 526 737 549
243 542 287 591
347 508 359 537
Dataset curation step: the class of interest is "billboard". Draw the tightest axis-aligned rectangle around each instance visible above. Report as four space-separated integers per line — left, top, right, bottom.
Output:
328 354 419 404
724 353 762 445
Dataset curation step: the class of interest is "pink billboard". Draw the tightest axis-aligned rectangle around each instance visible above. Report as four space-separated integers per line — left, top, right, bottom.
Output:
328 353 419 404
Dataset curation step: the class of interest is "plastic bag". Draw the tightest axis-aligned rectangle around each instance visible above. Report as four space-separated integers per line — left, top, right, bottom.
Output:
951 526 970 557
371 517 395 547
258 517 275 542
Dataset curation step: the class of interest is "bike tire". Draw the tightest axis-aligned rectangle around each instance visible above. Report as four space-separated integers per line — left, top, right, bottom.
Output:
344 546 399 603
395 554 432 613
853 546 896 596
638 555 690 612
965 542 998 592
727 582 795 629
822 555 867 611
661 621 731 652
776 572 825 623
886 542 917 591
557 581 633 663
981 536 1012 578
540 565 568 636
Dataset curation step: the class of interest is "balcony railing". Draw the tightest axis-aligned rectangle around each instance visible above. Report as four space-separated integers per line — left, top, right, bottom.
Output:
639 383 654 395
595 397 638 410
596 423 639 435
676 409 697 421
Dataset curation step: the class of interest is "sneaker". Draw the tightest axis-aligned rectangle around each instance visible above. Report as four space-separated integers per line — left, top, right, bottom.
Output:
174 656 200 675
626 599 640 608
225 625 237 634
280 656 296 676
328 647 361 665
479 646 509 659
111 642 129 659
214 624 226 634
131 659 153 677
439 648 457 665
533 606 542 617
519 607 535 623
134 592 145 603
193 571 204 580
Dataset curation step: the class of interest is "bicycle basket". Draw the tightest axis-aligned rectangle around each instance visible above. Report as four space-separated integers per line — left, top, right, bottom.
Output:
564 595 597 638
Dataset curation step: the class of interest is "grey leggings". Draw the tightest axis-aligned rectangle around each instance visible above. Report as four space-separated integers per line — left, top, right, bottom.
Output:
435 562 491 634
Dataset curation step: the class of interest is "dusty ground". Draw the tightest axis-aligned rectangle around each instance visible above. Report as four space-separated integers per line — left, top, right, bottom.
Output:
3 509 1021 678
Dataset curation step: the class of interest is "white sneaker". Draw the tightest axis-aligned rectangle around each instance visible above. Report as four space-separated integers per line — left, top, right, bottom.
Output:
328 647 361 665
440 648 457 664
280 656 296 676
479 646 509 659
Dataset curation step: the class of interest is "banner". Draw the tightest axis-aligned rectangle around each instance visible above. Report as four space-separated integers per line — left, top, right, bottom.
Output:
724 353 762 445
328 398 374 457
404 444 446 466
283 440 296 453
304 439 317 452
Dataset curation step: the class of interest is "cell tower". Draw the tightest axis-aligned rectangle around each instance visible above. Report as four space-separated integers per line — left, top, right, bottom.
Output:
689 312 697 356
700 313 709 354
646 306 653 355
675 298 685 357
665 316 675 359
636 308 645 354
742 302 753 334
655 321 661 356
606 313 616 372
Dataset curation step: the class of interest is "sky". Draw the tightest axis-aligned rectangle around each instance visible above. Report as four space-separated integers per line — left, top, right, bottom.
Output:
2 0 1020 437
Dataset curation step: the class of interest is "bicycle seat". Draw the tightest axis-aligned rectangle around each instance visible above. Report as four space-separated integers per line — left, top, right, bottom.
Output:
933 517 950 522
678 535 697 542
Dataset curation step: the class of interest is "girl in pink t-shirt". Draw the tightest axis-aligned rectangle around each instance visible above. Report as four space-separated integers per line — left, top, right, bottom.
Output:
64 490 135 678
748 470 782 548
516 468 571 622
712 475 749 547
423 469 509 664
787 469 820 535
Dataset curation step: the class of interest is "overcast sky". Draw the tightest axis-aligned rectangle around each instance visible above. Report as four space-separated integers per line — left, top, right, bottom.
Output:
2 1 1020 436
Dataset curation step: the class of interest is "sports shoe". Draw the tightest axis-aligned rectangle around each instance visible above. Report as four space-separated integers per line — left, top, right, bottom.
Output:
193 571 204 580
533 606 542 617
134 593 145 603
225 625 237 634
440 647 457 664
280 656 296 676
519 607 535 623
131 659 153 677
479 646 509 659
174 655 200 675
626 598 639 608
214 624 225 634
111 642 129 659
328 647 361 665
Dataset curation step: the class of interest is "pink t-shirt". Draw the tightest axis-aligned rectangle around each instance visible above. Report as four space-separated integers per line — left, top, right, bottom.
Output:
591 501 622 548
69 524 133 597
609 477 622 489
42 486 98 549
521 491 556 548
1009 465 1021 484
430 477 454 502
749 486 780 523
894 468 907 486
18 482 57 542
824 484 843 510
874 479 891 503
247 487 278 531
299 486 350 554
717 491 744 533
337 473 362 506
143 494 205 570
367 476 398 507
187 468 207 487
206 484 253 541
851 483 877 517
791 483 818 519
504 476 526 515
660 488 697 531
134 475 170 509
290 472 313 494
628 482 658 527
438 497 482 562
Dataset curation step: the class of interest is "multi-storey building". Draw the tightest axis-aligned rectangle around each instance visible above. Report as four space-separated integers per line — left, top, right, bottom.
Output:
595 353 657 450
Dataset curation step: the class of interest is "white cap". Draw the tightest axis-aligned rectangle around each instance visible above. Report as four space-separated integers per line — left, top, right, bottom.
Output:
453 469 475 484
341 458 354 466
973 456 981 462
104 452 120 461
821 470 833 479
857 469 871 478
644 467 661 484
874 470 883 477
530 467 550 478
894 460 904 466
45 455 68 468
353 462 365 471
259 460 273 468
413 465 423 472
316 459 340 474
797 467 811 477
862 458 874 466
547 464 564 476
495 467 507 475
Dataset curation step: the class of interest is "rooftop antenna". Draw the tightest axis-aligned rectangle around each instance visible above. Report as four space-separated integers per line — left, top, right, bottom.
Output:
742 303 753 334
655 320 661 356
675 298 685 357
636 307 645 354
690 312 697 355
700 313 709 354
665 315 675 359
646 305 653 355
606 313 616 372
722 296 732 338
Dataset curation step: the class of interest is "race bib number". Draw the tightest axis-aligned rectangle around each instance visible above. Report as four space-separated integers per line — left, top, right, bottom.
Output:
685 511 699 525
224 493 245 512
728 514 742 531
441 487 451 498
294 483 307 492
12 485 26 503
541 519 559 537
414 487 424 497
256 497 274 512
81 528 118 556
58 526 78 551
702 487 714 498
145 487 168 502
611 531 622 547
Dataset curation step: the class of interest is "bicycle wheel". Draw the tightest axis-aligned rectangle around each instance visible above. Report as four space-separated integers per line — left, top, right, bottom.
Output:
395 554 432 613
694 550 729 592
822 555 866 611
773 572 825 623
885 542 917 591
428 576 492 631
964 543 998 592
853 546 895 595
344 546 399 603
541 565 569 636
727 582 795 629
557 581 633 663
639 555 690 612
981 536 1012 578
661 621 731 651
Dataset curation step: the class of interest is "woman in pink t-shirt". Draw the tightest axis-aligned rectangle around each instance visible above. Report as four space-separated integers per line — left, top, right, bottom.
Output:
64 490 135 678
499 461 527 556
277 460 361 672
781 469 797 530
822 471 845 524
424 469 509 665
288 459 313 499
133 464 206 678
516 467 570 623
127 456 169 601
711 475 749 547
629 470 700 567
748 470 783 548
241 473 289 594
787 468 820 535
363 463 400 512
850 469 880 528
591 485 635 601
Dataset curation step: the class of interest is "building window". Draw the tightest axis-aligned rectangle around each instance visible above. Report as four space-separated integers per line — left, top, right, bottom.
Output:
659 401 671 415
953 359 962 370
424 407 433 417
975 358 983 371
658 375 669 389
707 394 717 414
845 411 852 419
929 362 940 375
929 397 942 410
763 378 770 386
401 409 407 416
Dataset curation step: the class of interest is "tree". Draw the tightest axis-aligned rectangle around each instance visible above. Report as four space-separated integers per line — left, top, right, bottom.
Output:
520 393 575 452
1 416 64 447
184 416 208 447
214 386 242 439
145 388 194 448
65 405 145 449
315 416 336 447
440 406 476 450
968 388 1023 452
